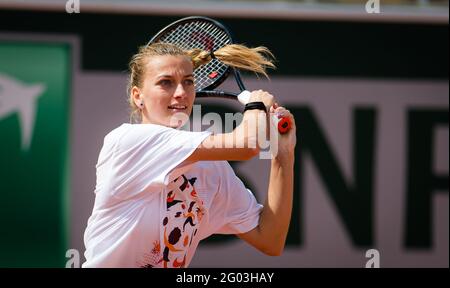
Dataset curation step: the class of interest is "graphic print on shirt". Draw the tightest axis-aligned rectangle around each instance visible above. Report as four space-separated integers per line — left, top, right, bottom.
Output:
138 240 162 268
143 174 205 268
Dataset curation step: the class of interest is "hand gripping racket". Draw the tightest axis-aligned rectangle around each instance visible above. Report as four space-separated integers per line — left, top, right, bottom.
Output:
147 16 291 134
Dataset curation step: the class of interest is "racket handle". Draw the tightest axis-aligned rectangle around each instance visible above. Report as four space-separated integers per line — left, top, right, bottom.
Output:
274 115 292 134
239 90 291 134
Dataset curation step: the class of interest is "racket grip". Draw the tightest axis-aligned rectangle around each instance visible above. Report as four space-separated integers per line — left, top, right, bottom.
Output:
240 90 291 134
272 115 292 134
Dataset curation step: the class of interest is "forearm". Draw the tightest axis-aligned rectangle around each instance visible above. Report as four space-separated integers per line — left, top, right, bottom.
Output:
186 90 274 163
231 109 268 150
202 110 266 151
185 110 267 162
258 156 294 255
235 103 296 256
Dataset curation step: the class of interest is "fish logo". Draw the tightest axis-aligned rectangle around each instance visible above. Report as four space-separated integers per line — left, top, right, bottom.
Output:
0 73 45 151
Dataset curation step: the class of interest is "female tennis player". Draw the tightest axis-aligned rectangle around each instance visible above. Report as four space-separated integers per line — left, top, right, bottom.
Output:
82 43 296 268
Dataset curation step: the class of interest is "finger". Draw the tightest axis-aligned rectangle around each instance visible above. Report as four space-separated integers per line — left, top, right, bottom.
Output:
278 111 294 120
275 108 295 124
274 107 288 116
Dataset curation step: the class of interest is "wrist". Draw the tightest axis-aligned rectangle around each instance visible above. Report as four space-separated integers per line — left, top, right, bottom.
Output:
243 109 265 119
244 101 267 113
273 153 295 167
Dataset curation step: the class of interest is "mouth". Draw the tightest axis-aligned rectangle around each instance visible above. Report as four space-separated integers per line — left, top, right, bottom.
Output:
167 104 188 112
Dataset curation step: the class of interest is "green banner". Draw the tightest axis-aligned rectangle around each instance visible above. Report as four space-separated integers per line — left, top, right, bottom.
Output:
0 40 71 267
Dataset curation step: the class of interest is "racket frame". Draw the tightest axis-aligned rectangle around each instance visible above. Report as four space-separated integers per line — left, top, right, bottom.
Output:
147 16 247 99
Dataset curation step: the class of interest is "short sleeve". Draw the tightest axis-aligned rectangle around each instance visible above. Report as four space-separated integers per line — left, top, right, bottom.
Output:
203 162 263 236
108 124 211 199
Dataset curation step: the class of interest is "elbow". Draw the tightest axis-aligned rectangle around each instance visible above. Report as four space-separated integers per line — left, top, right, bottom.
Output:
269 245 285 256
262 248 283 257
245 147 260 160
259 243 284 257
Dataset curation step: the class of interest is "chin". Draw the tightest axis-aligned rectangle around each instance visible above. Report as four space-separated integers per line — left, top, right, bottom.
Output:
167 122 183 129
167 112 190 129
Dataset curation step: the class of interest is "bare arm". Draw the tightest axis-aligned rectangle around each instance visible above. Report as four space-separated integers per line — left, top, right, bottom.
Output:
237 106 297 256
185 90 274 162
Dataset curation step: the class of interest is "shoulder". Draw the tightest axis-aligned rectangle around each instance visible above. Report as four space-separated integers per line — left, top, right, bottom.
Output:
112 123 170 138
103 123 145 142
99 124 128 150
104 123 175 149
113 123 208 142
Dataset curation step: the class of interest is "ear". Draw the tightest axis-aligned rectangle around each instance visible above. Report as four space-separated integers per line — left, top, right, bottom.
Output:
131 86 142 107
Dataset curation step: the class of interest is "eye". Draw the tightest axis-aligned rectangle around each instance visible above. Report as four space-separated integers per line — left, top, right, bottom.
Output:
184 79 194 86
157 79 172 87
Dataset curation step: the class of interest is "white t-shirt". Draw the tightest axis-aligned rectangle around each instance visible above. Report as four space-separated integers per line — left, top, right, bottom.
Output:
83 123 263 268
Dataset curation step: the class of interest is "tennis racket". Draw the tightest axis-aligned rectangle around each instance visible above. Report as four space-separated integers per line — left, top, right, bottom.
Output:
147 16 291 134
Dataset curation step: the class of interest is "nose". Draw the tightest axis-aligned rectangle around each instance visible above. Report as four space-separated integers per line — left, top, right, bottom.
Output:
173 83 187 99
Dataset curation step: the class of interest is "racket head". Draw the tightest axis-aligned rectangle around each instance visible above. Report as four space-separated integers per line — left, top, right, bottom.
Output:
148 16 235 93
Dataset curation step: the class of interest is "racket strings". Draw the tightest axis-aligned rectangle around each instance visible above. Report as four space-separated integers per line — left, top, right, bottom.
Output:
158 20 232 90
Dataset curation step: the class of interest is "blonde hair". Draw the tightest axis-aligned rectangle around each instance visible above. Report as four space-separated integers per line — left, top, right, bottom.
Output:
127 42 276 123
188 44 275 78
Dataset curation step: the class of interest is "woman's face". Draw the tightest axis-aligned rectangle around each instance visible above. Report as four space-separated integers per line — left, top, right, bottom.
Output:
134 55 195 128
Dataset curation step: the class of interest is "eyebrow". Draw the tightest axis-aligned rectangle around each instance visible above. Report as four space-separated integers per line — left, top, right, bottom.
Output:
157 74 194 79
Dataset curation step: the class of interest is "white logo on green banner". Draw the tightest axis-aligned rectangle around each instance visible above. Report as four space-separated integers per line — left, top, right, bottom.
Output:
0 74 45 151
0 39 71 267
